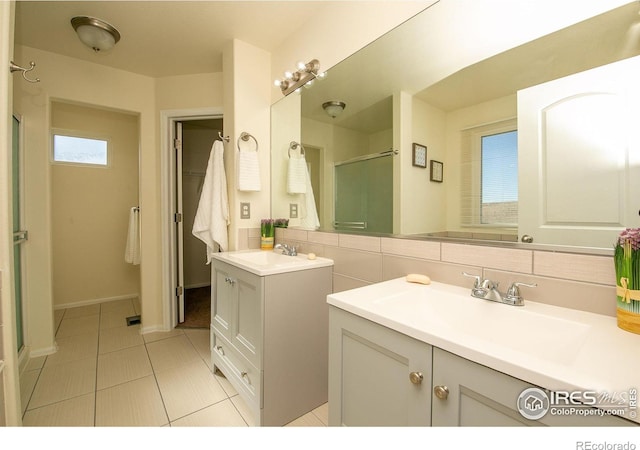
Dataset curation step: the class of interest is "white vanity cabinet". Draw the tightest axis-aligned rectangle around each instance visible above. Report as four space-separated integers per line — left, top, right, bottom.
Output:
211 257 333 426
328 307 432 426
432 348 634 427
329 306 636 427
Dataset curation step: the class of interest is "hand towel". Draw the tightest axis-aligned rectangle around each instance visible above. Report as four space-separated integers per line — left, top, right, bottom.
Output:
125 207 141 265
299 163 321 230
237 150 261 191
193 140 230 263
287 156 307 194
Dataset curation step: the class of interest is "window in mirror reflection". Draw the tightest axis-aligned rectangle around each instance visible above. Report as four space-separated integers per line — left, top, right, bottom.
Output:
481 130 518 225
461 119 517 229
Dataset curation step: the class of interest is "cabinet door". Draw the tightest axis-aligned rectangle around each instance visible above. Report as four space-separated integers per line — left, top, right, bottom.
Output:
328 307 432 426
432 348 636 427
212 264 234 341
231 269 263 368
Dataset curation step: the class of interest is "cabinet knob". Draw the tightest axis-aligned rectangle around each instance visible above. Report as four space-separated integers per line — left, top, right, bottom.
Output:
409 371 423 385
434 385 449 400
216 345 225 356
241 371 251 384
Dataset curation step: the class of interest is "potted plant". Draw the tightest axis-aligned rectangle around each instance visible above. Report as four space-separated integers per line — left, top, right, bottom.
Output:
614 228 640 334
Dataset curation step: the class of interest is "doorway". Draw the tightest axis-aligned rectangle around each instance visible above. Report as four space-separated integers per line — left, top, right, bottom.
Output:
174 118 223 328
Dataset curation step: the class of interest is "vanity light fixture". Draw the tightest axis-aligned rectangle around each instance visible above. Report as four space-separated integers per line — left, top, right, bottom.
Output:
322 101 346 118
274 59 321 96
71 16 121 52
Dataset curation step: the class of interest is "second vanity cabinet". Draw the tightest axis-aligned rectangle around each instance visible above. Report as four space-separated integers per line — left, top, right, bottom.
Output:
329 306 636 427
211 256 333 426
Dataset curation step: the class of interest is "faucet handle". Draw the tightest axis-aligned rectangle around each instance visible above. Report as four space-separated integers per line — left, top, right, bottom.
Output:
506 281 537 296
505 281 537 305
462 272 482 288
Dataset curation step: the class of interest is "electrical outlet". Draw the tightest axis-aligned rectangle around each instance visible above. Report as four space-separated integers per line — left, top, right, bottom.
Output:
290 203 298 219
240 202 250 219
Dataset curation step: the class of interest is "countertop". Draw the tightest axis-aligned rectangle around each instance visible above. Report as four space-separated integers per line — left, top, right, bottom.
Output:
327 277 640 424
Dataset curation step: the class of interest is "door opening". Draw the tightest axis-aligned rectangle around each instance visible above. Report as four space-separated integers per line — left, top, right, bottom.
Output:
174 118 223 328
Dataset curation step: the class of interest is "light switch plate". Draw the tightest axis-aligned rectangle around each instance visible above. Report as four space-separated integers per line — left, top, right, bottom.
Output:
290 203 298 219
240 202 250 219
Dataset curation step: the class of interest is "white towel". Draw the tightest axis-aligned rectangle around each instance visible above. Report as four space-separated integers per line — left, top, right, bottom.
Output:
298 164 320 230
192 140 230 263
287 156 307 194
125 207 141 265
237 150 261 191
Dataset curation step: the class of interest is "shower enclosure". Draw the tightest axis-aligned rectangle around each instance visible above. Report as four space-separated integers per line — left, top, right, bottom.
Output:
334 151 393 234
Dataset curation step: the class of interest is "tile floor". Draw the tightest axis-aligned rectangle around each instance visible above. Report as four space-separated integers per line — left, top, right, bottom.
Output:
19 297 328 427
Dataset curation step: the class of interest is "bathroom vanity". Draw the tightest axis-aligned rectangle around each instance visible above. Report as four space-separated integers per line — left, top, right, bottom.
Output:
328 277 640 426
211 250 333 426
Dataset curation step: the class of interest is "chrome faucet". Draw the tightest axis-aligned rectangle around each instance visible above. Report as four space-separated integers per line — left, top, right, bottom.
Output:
274 243 297 256
462 272 536 306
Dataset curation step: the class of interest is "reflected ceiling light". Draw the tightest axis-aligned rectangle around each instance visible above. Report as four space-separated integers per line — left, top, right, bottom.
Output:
275 59 321 96
71 16 121 52
322 101 346 119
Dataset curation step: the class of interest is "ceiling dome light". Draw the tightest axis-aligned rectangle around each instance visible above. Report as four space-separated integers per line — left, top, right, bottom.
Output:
322 101 346 119
71 16 121 52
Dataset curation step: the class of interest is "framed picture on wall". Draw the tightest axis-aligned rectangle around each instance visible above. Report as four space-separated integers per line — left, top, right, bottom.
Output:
412 143 427 168
430 160 443 182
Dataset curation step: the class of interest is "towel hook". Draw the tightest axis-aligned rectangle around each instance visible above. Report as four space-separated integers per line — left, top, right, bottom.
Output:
218 131 230 143
288 141 305 158
237 132 258 152
9 61 40 83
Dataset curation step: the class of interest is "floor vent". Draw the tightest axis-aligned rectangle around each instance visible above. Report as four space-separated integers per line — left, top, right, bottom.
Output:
126 315 141 326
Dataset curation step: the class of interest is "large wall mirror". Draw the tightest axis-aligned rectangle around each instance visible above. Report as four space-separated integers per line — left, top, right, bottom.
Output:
271 1 640 251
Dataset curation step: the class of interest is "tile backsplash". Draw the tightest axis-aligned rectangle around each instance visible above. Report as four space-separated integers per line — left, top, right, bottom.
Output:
274 228 618 318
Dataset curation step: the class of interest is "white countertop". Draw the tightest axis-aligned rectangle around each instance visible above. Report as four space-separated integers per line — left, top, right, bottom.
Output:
212 250 333 276
327 277 640 423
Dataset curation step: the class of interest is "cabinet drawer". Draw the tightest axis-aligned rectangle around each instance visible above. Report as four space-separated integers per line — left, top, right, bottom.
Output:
212 332 262 410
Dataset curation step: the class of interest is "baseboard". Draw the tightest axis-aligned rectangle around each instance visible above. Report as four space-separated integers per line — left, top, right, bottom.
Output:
54 293 140 310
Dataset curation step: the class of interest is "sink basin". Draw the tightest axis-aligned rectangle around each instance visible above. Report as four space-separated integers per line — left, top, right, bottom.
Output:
371 284 591 364
213 250 333 276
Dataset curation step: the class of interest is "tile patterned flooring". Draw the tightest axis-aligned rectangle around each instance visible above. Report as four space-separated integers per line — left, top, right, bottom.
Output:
19 297 328 427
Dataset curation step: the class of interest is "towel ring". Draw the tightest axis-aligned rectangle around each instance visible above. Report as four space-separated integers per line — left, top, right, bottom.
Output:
237 132 258 152
288 141 305 158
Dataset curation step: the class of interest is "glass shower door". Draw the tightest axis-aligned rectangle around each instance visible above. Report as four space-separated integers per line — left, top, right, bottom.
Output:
334 154 393 234
12 115 25 352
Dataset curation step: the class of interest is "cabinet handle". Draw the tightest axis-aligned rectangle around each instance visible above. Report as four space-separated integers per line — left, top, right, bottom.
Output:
434 385 449 400
409 371 423 385
216 345 225 356
241 371 251 384
225 277 236 285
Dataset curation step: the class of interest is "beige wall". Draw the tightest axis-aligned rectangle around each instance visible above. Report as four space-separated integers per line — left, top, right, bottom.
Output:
12 45 158 350
50 101 140 308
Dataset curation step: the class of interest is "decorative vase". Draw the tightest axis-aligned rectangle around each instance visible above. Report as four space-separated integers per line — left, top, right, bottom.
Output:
261 219 274 250
614 228 640 334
